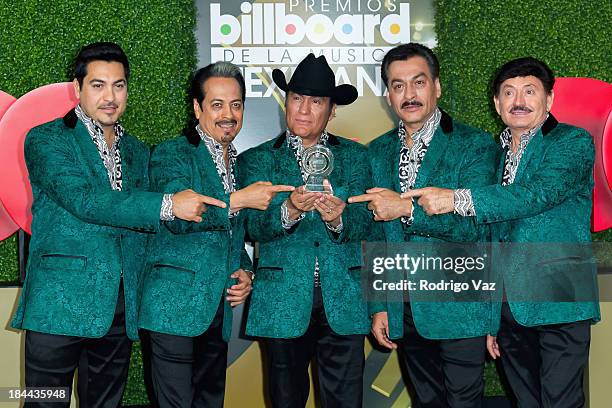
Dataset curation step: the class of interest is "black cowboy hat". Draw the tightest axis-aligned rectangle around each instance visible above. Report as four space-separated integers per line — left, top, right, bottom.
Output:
272 53 358 105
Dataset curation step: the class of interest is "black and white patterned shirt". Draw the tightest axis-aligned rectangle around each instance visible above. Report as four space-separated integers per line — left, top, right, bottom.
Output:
196 125 238 218
75 104 124 191
499 117 545 185
398 108 441 225
280 129 341 287
453 115 548 216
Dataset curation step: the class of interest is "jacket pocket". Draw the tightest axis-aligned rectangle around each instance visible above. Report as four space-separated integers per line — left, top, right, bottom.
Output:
39 254 87 272
255 266 283 282
348 265 363 281
152 264 196 285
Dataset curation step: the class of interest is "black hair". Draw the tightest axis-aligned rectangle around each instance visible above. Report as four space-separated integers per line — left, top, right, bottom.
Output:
190 61 246 105
381 43 440 87
492 57 555 96
73 42 130 86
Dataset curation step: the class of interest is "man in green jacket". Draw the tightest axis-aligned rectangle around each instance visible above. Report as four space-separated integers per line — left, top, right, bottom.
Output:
138 62 294 408
406 57 599 407
11 42 222 407
238 54 372 407
349 43 498 407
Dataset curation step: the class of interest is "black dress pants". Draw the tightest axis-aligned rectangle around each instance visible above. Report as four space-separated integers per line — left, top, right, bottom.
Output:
498 303 591 408
397 302 486 408
24 281 132 408
147 301 227 408
265 286 365 408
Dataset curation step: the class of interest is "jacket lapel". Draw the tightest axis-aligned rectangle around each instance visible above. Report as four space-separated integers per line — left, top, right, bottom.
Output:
376 130 401 192
512 114 558 183
326 134 345 187
512 132 543 183
496 148 506 184
72 120 112 189
390 135 402 192
413 126 449 189
193 141 227 198
272 133 309 187
118 138 135 190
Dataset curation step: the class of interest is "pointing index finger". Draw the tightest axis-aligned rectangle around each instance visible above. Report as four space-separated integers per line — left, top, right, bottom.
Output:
200 195 227 208
270 184 296 192
348 193 375 203
401 188 427 199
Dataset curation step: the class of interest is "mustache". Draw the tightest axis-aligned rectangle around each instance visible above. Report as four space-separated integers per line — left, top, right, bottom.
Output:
99 103 118 109
401 100 423 109
216 120 237 126
510 105 533 113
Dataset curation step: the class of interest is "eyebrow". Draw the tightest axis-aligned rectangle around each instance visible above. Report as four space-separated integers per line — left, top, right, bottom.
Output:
502 83 536 90
209 98 242 103
391 72 427 83
88 78 126 85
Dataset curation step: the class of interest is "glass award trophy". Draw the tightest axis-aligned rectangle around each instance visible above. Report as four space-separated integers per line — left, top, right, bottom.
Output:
302 144 334 193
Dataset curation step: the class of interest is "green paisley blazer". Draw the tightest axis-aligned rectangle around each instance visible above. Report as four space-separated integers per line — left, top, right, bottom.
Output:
368 110 499 340
470 115 600 332
138 132 251 341
12 111 164 341
238 133 372 338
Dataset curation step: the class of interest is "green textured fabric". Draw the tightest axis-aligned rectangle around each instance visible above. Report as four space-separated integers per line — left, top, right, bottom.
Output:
0 0 197 287
239 133 373 338
471 115 600 332
139 135 251 341
11 117 163 341
0 0 609 402
368 111 499 340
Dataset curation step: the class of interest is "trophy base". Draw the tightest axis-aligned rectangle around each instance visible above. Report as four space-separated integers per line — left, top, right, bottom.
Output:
305 184 332 194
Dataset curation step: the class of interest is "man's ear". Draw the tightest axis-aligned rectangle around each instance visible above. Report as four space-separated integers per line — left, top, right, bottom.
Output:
193 98 202 119
546 90 554 112
328 104 337 122
493 95 501 116
73 79 81 100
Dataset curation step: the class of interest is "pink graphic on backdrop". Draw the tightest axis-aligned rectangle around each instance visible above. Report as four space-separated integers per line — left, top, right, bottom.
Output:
0 83 78 234
0 90 20 240
551 77 612 232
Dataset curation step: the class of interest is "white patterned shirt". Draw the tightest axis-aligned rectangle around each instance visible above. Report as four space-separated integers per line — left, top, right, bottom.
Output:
196 125 238 218
398 108 441 225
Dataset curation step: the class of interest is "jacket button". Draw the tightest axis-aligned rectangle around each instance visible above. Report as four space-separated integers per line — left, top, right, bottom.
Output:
314 241 320 247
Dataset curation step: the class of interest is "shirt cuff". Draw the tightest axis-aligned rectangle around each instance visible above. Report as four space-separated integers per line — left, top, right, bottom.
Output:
281 200 304 229
400 198 415 226
454 189 476 216
160 193 175 221
325 217 343 233
229 208 239 219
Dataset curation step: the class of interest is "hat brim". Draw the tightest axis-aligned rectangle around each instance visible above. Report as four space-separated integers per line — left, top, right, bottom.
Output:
272 69 358 106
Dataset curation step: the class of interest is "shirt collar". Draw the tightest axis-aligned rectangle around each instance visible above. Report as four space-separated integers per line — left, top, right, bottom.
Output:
286 129 329 152
398 107 441 149
500 113 549 149
74 104 124 144
195 125 237 160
